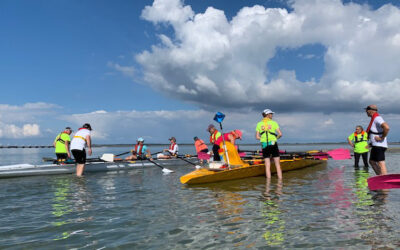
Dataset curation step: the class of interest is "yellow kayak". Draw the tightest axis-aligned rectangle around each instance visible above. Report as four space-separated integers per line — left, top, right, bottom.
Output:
180 142 327 185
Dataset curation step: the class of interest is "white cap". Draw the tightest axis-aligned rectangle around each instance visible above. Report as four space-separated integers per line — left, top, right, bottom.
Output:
137 137 144 142
263 109 274 115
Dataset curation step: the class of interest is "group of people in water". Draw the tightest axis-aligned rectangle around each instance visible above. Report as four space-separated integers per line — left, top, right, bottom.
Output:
53 104 390 178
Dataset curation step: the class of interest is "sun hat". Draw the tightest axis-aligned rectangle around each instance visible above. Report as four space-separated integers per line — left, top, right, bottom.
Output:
234 129 242 139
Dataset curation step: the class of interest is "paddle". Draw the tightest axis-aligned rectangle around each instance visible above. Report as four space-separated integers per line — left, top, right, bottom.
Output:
214 112 230 167
367 174 400 190
176 155 202 169
145 158 174 173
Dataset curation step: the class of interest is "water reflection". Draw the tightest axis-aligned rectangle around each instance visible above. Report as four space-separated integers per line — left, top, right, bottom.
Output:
261 179 285 246
51 177 93 241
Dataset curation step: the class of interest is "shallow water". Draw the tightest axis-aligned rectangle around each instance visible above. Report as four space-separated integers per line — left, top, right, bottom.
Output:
0 144 399 249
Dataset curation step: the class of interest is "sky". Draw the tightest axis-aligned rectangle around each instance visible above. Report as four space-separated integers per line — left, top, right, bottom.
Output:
1 0 400 145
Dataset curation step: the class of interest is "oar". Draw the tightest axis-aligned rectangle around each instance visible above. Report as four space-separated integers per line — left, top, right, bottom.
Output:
176 155 202 169
214 112 230 167
367 174 400 190
145 158 174 173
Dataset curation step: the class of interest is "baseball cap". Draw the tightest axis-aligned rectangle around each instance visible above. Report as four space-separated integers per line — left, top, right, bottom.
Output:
137 137 144 142
263 109 274 115
82 123 92 130
65 127 73 131
364 105 378 111
169 137 176 142
207 124 215 131
193 136 199 141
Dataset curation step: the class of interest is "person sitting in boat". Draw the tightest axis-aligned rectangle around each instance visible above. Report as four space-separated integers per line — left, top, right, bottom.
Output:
347 125 369 170
193 136 209 164
125 137 153 161
158 137 179 159
53 127 73 162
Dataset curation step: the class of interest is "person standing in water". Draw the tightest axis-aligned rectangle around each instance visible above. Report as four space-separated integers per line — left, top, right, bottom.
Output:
70 123 93 177
53 127 73 162
365 105 390 175
256 109 282 180
347 125 369 170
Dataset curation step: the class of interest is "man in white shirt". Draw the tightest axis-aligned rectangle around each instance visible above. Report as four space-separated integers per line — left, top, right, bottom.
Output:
70 123 93 176
365 105 390 175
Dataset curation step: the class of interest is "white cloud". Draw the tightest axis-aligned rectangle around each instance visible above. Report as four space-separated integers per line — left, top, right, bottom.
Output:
57 108 400 144
0 102 57 139
134 0 400 113
107 62 135 78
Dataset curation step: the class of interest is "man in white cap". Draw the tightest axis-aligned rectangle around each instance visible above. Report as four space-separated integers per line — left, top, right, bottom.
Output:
365 104 390 175
256 109 282 179
126 137 152 161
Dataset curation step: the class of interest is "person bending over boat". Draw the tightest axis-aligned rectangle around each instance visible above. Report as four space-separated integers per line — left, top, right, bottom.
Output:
158 137 179 159
256 109 282 180
53 127 73 163
207 124 222 161
193 136 209 164
70 123 92 177
347 125 369 170
125 137 153 161
215 130 242 161
365 105 390 175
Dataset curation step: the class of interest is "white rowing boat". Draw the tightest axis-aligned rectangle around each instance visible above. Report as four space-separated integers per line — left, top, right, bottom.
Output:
0 158 198 178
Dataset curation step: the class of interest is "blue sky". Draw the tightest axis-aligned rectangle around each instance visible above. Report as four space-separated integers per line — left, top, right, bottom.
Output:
1 0 400 145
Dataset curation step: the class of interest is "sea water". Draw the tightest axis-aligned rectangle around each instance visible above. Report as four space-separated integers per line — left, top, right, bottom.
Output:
0 144 399 249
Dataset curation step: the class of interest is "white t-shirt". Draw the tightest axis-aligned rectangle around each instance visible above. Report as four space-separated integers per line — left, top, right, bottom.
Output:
369 116 388 148
70 129 91 150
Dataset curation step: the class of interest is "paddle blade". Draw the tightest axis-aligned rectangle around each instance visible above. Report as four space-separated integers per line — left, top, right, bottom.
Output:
327 148 351 160
213 112 225 123
162 168 174 173
368 174 400 190
100 154 115 162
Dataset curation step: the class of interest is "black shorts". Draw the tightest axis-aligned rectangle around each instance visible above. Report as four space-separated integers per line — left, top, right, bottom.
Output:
262 143 280 158
370 146 386 162
56 153 68 161
72 149 86 164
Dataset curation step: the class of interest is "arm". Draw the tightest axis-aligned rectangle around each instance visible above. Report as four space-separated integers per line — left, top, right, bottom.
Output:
65 140 71 158
347 138 354 147
256 131 261 140
86 135 92 156
276 128 282 139
375 122 390 141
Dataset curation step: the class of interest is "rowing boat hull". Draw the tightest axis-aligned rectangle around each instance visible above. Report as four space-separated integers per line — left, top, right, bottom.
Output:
0 158 197 178
180 158 327 185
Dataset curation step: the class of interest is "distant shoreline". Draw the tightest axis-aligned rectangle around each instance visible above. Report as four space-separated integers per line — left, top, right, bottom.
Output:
1 142 400 149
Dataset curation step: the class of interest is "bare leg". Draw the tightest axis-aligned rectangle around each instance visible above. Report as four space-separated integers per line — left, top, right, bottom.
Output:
76 164 85 177
265 158 271 179
273 157 282 180
378 161 387 175
125 155 138 161
276 179 283 196
264 178 271 198
369 160 381 175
